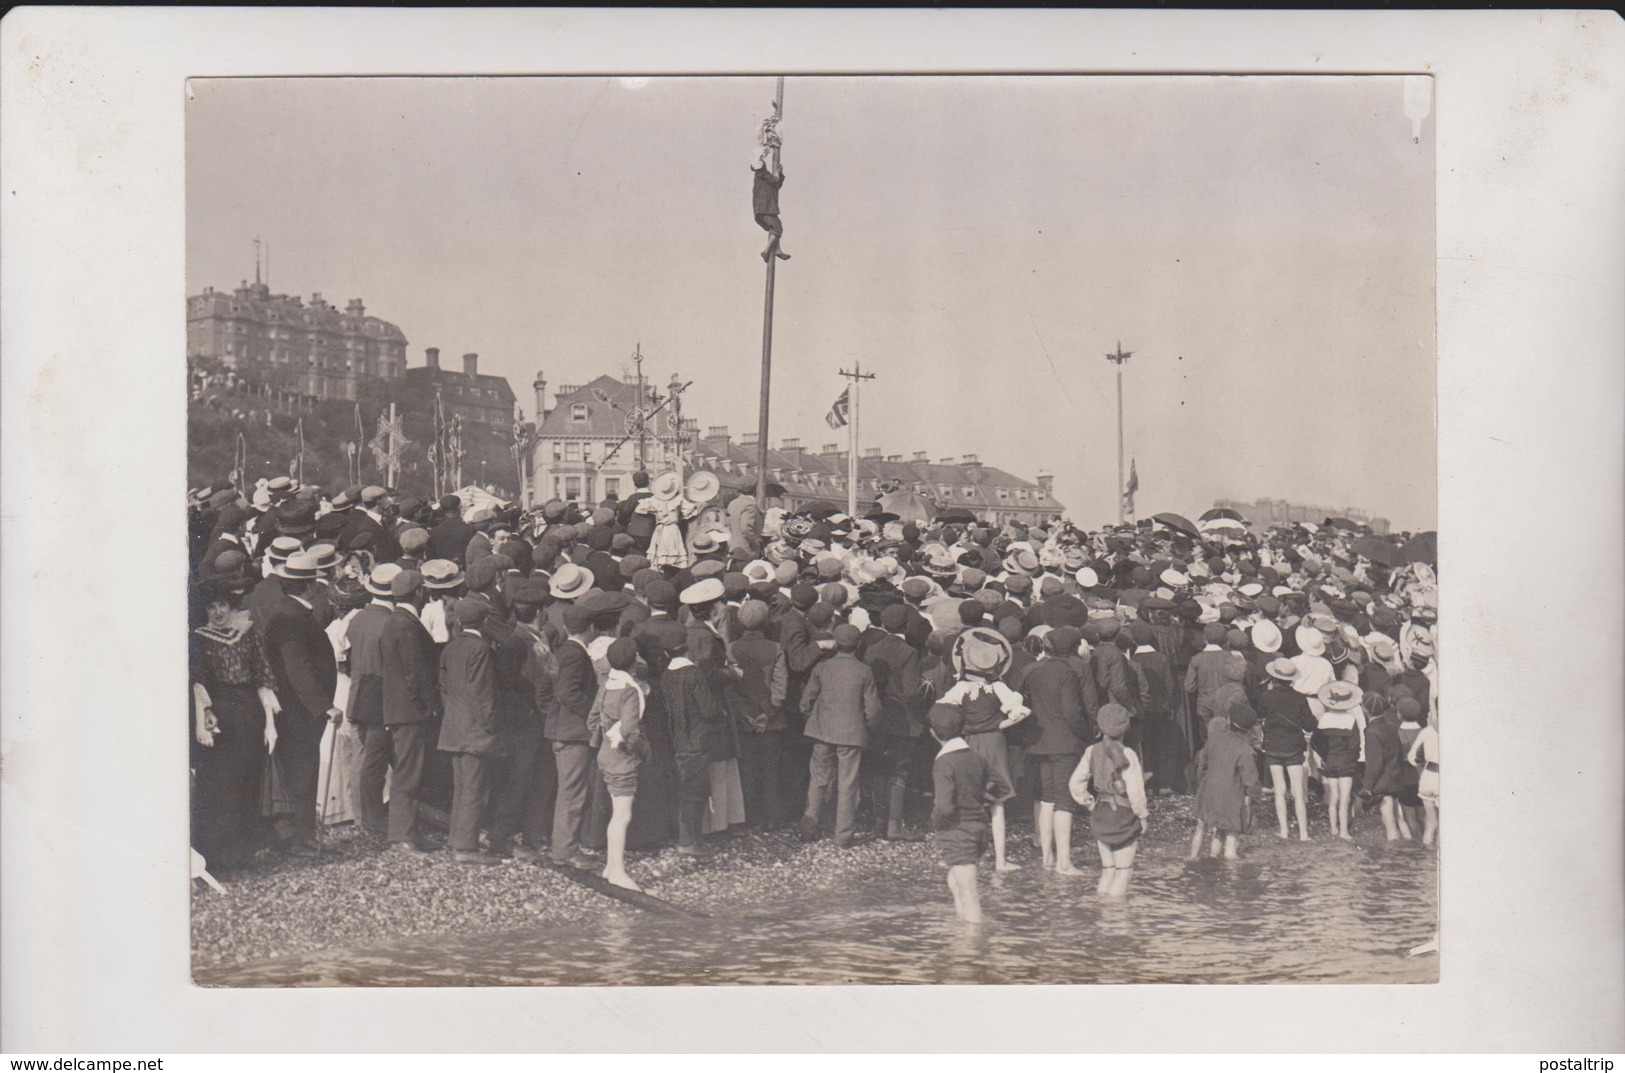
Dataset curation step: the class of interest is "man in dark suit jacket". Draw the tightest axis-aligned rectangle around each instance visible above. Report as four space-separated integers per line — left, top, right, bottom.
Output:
731 599 791 828
438 598 505 865
545 601 599 868
379 570 440 852
345 569 399 838
348 487 401 565
259 553 339 855
427 495 476 565
862 605 927 841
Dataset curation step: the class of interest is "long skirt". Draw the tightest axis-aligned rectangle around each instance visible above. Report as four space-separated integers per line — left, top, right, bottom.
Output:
191 682 268 869
704 759 747 833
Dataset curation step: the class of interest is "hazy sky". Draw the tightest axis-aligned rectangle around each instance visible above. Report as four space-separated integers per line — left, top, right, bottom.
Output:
188 75 1436 529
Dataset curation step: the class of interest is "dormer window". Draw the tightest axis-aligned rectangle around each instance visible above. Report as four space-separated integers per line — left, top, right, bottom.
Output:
571 403 588 422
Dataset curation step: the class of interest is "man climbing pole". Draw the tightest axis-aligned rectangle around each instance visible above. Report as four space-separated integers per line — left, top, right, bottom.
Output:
753 106 790 263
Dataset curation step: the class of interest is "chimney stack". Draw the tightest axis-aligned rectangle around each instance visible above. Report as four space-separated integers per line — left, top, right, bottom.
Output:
463 353 479 377
346 298 365 317
1036 471 1054 498
425 347 440 369
863 448 882 460
533 369 547 419
912 451 928 462
704 426 731 451
821 443 840 456
740 431 759 447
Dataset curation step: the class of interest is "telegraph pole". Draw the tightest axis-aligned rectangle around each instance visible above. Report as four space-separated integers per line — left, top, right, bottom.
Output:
838 363 876 518
1105 340 1133 523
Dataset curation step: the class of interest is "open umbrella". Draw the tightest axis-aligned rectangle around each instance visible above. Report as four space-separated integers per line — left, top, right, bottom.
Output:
1152 512 1201 539
1351 535 1404 568
799 499 839 516
1324 516 1367 533
1200 507 1246 523
1199 516 1248 534
1399 531 1437 565
876 489 936 525
936 507 978 525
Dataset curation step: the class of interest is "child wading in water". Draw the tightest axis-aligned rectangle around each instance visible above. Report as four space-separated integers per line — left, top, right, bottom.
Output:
591 637 649 890
1356 691 1412 841
1259 658 1318 841
1405 702 1440 846
1190 698 1263 859
932 627 1029 872
1069 703 1148 897
929 706 990 923
1311 681 1367 841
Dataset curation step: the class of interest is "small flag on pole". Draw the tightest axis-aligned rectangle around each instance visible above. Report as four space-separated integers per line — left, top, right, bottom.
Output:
1123 457 1140 518
825 387 850 429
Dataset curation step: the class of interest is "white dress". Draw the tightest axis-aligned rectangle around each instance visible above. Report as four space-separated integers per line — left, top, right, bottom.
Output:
638 495 702 569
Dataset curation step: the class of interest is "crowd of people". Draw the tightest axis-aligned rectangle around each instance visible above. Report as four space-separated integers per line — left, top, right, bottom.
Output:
188 469 1440 916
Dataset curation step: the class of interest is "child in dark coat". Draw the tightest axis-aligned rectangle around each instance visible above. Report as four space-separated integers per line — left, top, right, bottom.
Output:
1190 697 1263 860
929 705 989 923
1357 692 1413 841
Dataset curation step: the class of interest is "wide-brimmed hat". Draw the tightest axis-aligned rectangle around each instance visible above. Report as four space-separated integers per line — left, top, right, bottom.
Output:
1160 568 1189 588
549 563 594 600
1318 681 1364 711
650 471 682 500
1295 625 1326 656
685 470 720 504
1250 619 1283 654
1073 566 1100 589
741 559 777 586
953 626 1012 679
1265 657 1299 682
1002 546 1039 575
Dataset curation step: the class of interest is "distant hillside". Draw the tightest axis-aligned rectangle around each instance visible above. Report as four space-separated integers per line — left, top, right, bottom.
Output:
188 359 523 500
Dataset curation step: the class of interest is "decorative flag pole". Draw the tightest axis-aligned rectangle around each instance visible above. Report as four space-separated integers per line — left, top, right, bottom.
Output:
753 76 787 516
1105 340 1134 523
836 363 875 518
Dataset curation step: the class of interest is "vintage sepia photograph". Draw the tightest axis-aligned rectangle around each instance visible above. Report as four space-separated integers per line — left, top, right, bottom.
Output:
185 74 1439 987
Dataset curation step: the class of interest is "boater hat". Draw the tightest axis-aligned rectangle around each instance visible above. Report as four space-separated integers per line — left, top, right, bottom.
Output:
364 563 404 597
421 559 463 591
549 563 594 600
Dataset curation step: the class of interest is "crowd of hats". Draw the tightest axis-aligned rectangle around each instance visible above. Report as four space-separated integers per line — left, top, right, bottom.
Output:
193 477 1439 657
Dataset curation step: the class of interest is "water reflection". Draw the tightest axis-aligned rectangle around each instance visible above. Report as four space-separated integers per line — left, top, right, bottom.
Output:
198 837 1437 987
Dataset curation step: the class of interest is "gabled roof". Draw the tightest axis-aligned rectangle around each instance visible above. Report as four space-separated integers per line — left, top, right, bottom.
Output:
537 375 644 438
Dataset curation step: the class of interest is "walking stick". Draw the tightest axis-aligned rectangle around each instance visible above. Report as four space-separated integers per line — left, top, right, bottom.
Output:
316 715 341 860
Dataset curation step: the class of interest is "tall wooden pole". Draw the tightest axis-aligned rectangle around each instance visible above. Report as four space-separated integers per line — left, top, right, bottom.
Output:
387 402 399 489
754 76 784 514
1106 341 1133 523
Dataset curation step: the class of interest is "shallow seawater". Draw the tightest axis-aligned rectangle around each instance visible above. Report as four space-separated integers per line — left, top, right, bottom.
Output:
196 834 1438 986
